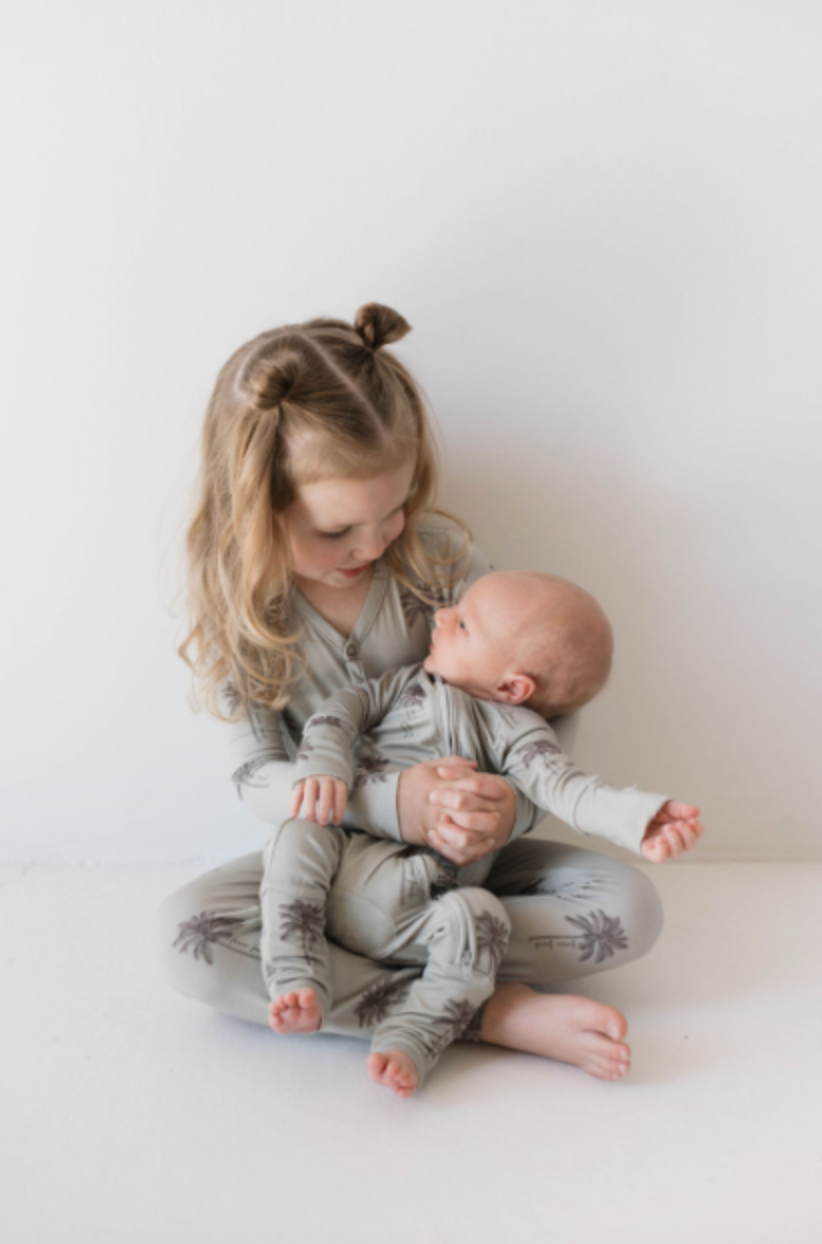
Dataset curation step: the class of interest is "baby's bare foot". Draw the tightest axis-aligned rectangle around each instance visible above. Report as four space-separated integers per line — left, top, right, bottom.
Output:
269 988 322 1035
481 983 631 1081
367 1050 420 1098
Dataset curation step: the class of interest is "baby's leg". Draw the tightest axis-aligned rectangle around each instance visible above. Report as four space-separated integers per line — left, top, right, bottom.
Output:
324 839 510 1094
260 819 344 1035
368 885 511 1094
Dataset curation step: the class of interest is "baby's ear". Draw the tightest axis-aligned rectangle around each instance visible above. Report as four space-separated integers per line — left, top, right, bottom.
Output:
494 674 536 706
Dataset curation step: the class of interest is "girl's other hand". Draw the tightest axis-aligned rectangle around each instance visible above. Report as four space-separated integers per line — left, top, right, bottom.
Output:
397 760 516 865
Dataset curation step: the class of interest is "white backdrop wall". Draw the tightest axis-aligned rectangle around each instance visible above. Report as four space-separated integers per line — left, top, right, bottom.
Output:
1 1 820 861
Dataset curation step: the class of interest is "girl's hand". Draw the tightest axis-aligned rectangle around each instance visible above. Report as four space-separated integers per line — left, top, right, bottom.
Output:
290 776 348 826
640 801 704 862
397 760 517 866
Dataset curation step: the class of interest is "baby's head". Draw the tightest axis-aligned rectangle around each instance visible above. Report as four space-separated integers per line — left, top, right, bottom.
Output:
423 571 613 717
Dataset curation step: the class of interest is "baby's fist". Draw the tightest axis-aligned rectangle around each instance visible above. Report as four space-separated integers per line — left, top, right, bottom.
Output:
641 801 704 863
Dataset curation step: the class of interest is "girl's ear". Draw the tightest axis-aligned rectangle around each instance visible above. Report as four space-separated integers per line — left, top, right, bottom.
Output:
493 673 536 705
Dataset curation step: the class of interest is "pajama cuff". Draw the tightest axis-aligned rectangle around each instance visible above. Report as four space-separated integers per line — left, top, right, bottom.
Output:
370 1035 430 1089
573 787 670 855
507 781 542 842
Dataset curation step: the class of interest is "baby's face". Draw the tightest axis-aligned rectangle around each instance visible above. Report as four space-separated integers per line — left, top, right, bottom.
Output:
423 575 516 698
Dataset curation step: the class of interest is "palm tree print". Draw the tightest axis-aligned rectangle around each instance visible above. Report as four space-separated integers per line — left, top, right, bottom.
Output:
278 900 325 958
399 683 427 712
173 912 259 965
513 737 563 770
565 909 629 963
441 999 479 1042
354 978 412 1028
353 753 391 788
231 753 277 796
222 681 244 716
421 999 479 1059
398 682 427 734
527 909 629 963
475 911 510 972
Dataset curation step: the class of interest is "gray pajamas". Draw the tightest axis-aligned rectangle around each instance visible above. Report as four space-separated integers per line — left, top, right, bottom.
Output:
260 665 667 1082
156 515 665 1051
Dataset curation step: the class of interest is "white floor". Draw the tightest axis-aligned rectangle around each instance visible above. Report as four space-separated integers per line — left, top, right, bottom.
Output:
3 861 821 1244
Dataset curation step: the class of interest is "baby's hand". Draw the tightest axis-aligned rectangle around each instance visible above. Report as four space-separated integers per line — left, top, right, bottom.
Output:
641 801 704 863
290 776 348 826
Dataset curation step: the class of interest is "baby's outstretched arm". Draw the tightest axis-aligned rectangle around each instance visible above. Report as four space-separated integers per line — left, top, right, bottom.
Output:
290 776 348 826
640 801 704 862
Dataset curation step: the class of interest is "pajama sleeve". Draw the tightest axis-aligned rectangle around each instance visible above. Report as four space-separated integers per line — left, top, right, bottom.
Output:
294 667 422 790
221 675 415 837
488 708 669 856
222 687 293 821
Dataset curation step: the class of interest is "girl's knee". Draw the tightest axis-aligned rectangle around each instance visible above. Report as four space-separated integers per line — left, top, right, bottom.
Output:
615 862 664 960
153 878 218 1001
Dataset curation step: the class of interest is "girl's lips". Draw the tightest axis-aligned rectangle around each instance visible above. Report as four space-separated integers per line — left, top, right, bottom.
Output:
338 563 370 578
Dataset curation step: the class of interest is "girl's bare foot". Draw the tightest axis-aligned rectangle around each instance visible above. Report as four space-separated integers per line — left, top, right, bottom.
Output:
367 1050 419 1098
269 988 323 1035
481 983 631 1081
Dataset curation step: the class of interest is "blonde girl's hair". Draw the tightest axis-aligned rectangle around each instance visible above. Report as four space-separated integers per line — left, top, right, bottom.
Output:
178 303 469 719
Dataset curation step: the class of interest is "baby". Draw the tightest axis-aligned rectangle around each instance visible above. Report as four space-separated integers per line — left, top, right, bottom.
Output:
261 571 702 1097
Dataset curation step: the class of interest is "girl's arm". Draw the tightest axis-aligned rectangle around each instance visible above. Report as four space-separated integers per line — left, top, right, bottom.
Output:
222 690 294 824
221 685 418 841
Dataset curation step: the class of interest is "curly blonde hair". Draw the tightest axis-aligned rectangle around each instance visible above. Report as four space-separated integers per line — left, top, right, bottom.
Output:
179 303 468 718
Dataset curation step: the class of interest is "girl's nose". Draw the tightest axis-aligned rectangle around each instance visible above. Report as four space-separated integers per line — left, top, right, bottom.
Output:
354 529 386 562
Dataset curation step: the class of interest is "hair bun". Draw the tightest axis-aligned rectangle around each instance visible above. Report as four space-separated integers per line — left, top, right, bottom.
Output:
354 303 411 351
243 348 301 410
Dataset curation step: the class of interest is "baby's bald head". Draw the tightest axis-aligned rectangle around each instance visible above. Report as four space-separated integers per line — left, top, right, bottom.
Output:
473 571 613 716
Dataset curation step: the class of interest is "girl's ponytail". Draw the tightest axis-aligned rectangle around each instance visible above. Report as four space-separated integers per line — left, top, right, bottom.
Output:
354 303 411 351
241 347 301 411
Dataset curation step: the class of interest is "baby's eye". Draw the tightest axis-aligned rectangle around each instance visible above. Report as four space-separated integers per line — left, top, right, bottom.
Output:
458 621 467 631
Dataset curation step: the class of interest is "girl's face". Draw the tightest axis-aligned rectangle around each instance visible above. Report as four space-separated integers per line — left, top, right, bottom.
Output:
283 461 416 592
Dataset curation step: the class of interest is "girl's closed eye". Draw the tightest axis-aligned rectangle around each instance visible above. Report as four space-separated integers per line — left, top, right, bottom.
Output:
320 529 351 540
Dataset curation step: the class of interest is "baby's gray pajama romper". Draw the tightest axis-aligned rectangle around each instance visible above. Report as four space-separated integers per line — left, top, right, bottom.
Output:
261 663 668 1085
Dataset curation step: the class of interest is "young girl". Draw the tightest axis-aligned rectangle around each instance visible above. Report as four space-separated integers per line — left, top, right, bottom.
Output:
156 303 673 1085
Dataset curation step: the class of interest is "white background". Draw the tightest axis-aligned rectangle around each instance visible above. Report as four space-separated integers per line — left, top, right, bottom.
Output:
2 0 820 862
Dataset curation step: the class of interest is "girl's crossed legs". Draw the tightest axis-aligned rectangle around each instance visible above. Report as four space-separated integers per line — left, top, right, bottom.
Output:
155 836 663 1082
